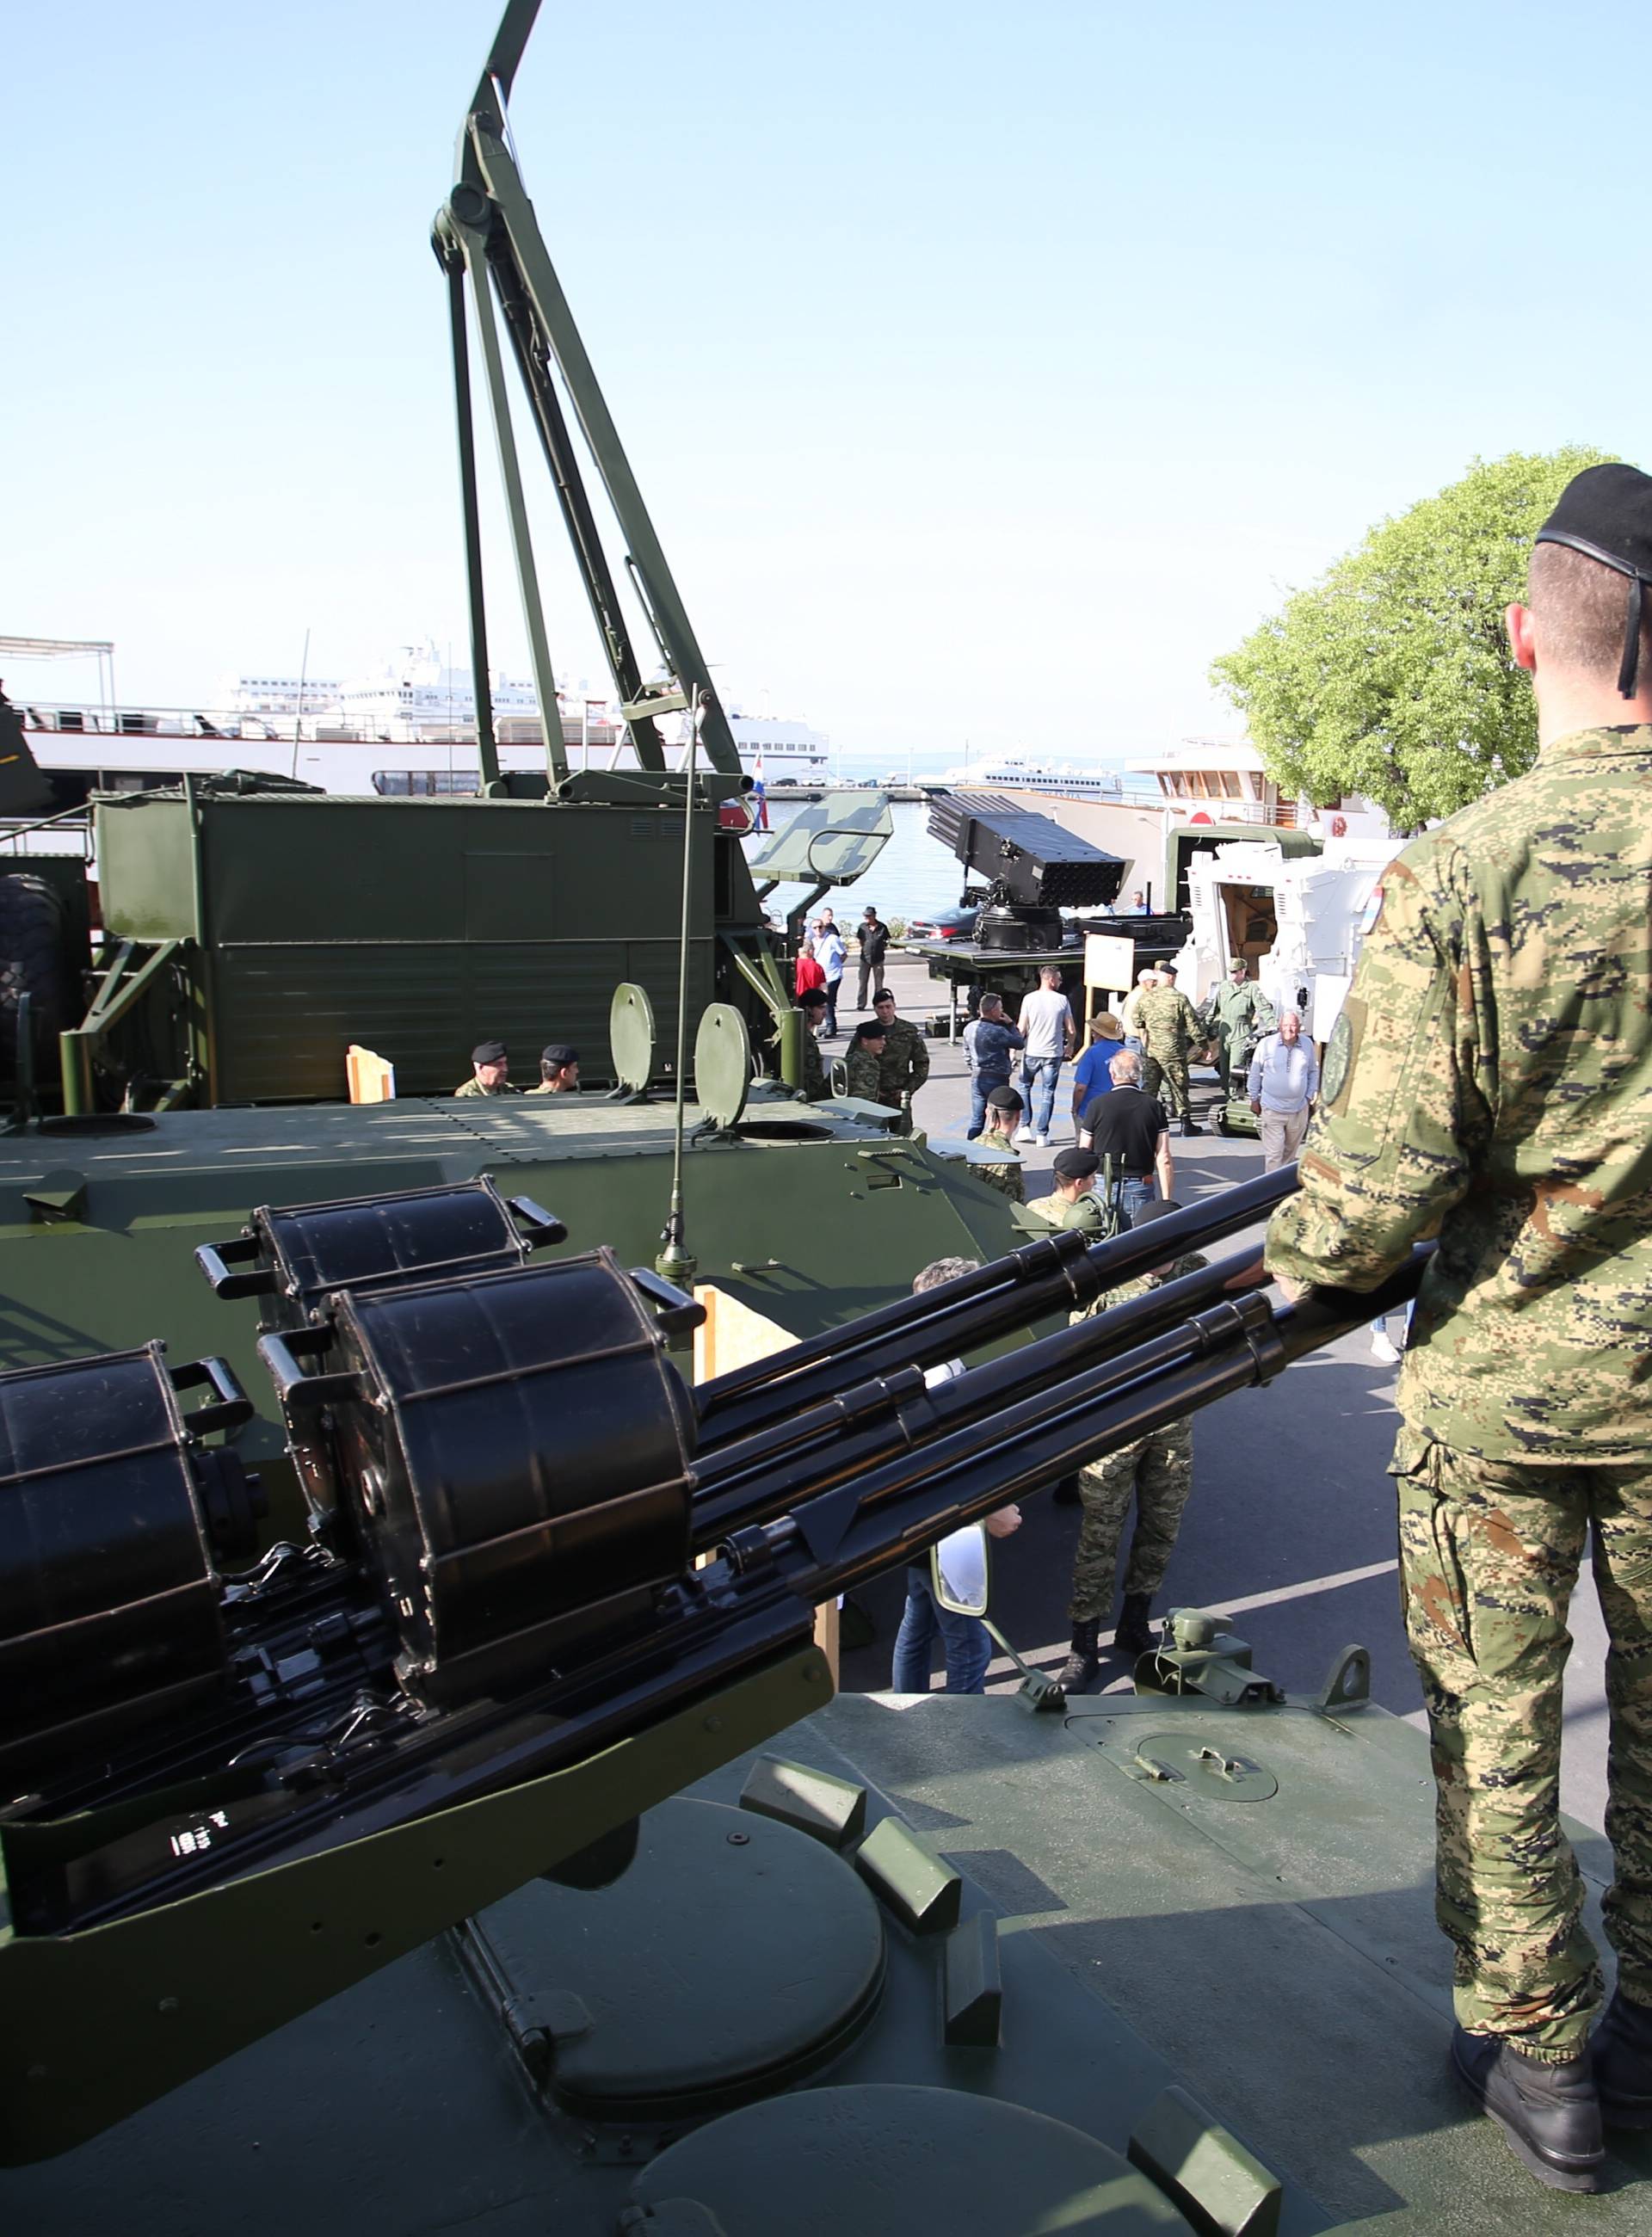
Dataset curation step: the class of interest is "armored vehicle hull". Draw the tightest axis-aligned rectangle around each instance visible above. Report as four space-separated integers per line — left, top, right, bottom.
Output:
6 1685 1647 2232
0 1090 1022 1523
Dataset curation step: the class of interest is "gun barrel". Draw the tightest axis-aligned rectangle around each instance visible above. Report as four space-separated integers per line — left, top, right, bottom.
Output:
777 1244 1431 1605
695 1166 1296 1448
691 1247 1266 1547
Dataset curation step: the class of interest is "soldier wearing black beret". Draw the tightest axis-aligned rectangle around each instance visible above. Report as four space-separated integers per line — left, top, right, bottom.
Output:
527 1044 581 1096
1267 459 1652 2186
453 1038 521 1098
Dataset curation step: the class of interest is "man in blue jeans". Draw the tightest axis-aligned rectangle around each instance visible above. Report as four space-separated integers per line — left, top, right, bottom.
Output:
891 1258 1022 1692
964 992 1026 1137
1014 965 1077 1145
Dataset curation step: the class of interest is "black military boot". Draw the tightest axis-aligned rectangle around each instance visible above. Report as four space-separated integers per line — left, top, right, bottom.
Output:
1451 2026 1604 2191
1594 1990 1652 2128
1056 1622 1100 1695
1180 1112 1201 1137
1113 1593 1154 1656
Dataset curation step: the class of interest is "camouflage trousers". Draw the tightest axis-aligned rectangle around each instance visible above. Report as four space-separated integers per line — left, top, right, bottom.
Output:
1392 1428 1652 2057
1069 1418 1193 1623
1140 1051 1192 1118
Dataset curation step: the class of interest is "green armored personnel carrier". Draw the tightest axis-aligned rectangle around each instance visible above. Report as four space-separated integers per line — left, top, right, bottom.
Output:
1 1161 1644 2228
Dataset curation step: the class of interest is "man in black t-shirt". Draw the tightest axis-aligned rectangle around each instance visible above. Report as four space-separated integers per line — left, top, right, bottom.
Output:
1078 1048 1174 1226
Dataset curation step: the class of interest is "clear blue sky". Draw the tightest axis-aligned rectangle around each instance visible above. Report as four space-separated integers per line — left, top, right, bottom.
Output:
3 1 1647 765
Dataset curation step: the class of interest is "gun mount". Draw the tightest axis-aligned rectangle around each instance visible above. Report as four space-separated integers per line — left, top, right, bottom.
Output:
0 1162 1427 2164
928 790 1126 950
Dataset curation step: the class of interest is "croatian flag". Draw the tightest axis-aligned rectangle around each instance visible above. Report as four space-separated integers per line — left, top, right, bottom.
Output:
750 753 769 829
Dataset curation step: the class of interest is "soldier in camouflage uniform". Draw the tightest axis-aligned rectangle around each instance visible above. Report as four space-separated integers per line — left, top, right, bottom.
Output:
1199 959 1274 1094
795 990 829 1100
843 1020 890 1103
453 1038 521 1097
872 989 929 1121
1025 1147 1111 1238
974 1086 1026 1203
1058 1199 1204 1691
1137 964 1204 1135
1266 463 1652 2189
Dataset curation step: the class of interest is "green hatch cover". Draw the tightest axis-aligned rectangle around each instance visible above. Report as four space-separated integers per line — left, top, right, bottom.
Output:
631 2084 1195 2234
470 1800 885 2118
745 790 895 887
693 1003 751 1128
609 983 656 1093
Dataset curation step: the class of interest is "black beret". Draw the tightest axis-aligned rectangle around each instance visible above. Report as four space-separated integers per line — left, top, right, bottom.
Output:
1126 1196 1182 1227
798 989 828 1010
1053 1148 1100 1180
472 1039 507 1064
540 1043 578 1067
985 1085 1022 1110
1536 462 1652 694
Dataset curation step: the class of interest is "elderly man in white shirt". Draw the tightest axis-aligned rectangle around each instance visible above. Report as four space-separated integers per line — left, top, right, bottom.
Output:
1247 1008 1319 1172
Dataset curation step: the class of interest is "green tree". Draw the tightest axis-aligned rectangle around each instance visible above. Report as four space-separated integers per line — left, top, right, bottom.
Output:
1211 447 1614 831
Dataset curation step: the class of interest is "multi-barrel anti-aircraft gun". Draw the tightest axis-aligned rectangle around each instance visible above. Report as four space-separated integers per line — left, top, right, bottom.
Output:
0 1166 1423 2163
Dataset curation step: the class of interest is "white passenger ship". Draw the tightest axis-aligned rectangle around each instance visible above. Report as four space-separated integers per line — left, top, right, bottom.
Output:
936 756 1125 798
9 644 829 807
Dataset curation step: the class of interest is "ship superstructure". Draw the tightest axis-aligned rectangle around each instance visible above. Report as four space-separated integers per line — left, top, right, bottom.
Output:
6 639 829 808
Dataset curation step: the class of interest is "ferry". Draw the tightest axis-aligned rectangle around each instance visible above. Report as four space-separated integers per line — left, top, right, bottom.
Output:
936 755 1125 798
4 641 830 810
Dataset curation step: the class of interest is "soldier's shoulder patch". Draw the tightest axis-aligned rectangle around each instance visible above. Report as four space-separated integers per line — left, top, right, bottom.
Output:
1321 1008 1356 1106
1358 883 1384 938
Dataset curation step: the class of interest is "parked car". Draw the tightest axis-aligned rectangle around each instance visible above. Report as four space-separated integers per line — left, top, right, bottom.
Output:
904 905 981 944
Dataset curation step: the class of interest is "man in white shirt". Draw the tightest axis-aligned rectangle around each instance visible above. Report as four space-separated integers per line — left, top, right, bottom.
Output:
1247 1008 1319 1171
1014 965 1077 1145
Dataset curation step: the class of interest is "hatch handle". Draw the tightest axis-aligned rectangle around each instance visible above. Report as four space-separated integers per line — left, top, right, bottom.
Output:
504 1195 567 1248
626 1266 707 1340
257 1328 363 1411
195 1233 277 1300
170 1354 256 1438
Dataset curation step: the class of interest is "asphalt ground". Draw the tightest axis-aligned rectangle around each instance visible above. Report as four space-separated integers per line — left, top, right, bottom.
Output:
835 953 1614 1833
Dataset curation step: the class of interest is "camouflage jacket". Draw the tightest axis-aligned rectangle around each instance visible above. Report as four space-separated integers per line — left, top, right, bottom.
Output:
1266 723 1652 1460
876 1015 930 1104
844 1048 889 1102
1075 1248 1207 1322
799 1026 828 1100
976 1146 1026 1204
453 1077 521 1098
523 1082 576 1097
1202 979 1274 1041
1025 1188 1110 1238
1137 986 1203 1057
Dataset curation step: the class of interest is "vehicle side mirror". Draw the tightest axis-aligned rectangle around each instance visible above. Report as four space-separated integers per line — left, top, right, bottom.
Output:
930 1523 989 1618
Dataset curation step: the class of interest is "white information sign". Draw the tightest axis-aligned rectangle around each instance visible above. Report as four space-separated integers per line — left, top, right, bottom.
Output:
1083 933 1135 995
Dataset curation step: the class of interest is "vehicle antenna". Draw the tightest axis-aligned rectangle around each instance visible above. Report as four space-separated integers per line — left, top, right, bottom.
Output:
656 687 705 1285
292 626 311 781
